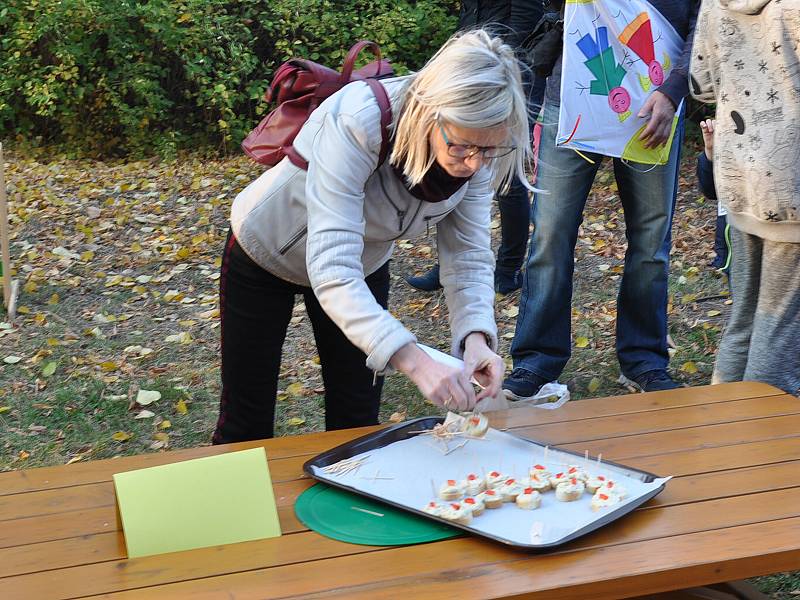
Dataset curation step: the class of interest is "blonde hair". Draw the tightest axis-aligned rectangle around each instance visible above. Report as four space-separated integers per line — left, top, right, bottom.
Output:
390 29 533 192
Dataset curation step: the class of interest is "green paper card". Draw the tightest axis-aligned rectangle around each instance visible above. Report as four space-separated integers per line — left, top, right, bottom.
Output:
113 447 281 558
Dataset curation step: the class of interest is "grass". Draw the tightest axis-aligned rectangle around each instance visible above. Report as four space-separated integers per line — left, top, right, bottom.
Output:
0 146 796 596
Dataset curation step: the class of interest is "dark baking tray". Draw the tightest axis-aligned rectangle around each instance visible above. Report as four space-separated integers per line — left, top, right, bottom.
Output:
303 416 667 550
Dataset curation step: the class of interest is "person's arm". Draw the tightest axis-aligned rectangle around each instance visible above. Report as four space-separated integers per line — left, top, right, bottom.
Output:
637 0 701 148
304 86 482 410
659 0 701 107
436 166 498 360
304 97 416 374
689 3 716 104
436 168 505 400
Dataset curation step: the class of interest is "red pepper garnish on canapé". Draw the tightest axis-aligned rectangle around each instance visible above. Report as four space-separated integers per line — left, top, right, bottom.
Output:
606 481 614 488
599 493 609 500
570 478 577 485
464 498 476 504
505 479 515 485
524 487 533 494
485 490 496 496
467 474 477 480
470 416 480 425
451 503 461 509
490 471 500 477
447 479 456 486
428 502 437 507
555 472 564 479
568 467 577 474
533 464 545 470
597 476 606 481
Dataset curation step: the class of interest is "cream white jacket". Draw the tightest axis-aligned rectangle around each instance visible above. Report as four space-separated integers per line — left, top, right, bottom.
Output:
231 77 498 372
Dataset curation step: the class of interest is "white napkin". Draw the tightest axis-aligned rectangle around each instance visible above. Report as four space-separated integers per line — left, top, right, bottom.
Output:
416 343 570 411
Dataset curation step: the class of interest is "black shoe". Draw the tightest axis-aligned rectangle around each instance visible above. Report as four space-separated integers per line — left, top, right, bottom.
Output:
495 269 522 295
502 368 550 401
618 369 680 392
405 265 442 291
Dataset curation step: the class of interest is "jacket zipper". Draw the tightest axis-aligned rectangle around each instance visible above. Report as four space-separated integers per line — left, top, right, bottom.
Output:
377 170 407 232
278 226 307 255
423 209 454 238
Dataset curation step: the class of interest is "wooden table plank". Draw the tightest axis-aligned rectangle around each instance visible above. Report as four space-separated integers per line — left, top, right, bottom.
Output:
0 426 383 496
0 383 796 600
3 484 799 599
77 517 800 600
490 382 785 430
511 395 800 446
553 414 800 460
0 382 786 497
299 518 800 600
3 460 799 581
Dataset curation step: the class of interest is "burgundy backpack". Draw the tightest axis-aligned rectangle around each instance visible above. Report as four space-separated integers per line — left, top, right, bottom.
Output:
241 41 394 170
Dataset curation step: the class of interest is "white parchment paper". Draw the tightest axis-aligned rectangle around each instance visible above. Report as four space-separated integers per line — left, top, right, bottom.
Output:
311 426 670 546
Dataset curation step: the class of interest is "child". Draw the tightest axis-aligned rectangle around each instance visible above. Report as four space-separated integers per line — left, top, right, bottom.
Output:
690 0 800 396
696 118 729 272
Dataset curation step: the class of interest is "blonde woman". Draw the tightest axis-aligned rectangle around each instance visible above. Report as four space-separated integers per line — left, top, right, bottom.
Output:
213 30 533 443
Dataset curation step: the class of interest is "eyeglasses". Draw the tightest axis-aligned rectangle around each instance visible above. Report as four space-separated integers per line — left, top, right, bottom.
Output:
438 123 516 160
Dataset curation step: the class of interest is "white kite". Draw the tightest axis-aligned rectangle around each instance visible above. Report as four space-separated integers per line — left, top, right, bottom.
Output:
557 0 684 164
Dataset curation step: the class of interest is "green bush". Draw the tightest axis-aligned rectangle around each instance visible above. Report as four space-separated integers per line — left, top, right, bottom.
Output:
0 0 458 157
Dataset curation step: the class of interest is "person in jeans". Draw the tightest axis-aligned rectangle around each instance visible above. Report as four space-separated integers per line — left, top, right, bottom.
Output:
406 0 547 295
213 30 533 443
503 0 700 399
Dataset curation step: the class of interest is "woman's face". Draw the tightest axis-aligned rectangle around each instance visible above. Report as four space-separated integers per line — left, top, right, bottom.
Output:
430 121 511 178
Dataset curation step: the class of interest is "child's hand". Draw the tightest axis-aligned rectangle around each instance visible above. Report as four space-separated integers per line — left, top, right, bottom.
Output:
700 118 715 160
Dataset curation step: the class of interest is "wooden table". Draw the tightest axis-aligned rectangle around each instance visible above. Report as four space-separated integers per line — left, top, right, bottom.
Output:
1 382 798 599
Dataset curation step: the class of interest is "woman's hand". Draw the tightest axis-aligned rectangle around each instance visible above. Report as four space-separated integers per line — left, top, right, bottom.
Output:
390 343 477 411
462 332 504 401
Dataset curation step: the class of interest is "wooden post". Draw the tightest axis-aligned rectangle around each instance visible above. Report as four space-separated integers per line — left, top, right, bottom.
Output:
0 143 19 320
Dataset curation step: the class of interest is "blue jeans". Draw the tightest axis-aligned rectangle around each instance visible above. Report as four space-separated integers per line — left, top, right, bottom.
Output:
511 101 684 380
495 75 547 275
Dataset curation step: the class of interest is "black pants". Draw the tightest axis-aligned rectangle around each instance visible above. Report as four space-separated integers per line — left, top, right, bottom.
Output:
212 233 389 443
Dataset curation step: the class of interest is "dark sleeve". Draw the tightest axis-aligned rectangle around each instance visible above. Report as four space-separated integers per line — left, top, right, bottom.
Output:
696 151 717 200
658 0 701 106
508 0 545 48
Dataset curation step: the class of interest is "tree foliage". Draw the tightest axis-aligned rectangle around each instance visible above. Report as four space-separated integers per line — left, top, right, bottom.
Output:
0 0 458 157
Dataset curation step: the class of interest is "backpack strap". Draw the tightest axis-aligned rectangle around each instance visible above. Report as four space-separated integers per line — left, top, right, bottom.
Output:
364 78 393 167
288 79 393 171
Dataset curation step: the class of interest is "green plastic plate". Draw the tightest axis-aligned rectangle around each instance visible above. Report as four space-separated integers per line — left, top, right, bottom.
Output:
294 483 460 546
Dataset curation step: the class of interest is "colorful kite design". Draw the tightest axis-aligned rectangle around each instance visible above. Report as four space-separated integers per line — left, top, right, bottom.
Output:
557 0 684 164
576 26 632 121
618 12 672 91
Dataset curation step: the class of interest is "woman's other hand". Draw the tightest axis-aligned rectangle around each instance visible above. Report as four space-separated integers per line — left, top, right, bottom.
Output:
390 343 477 411
462 332 504 401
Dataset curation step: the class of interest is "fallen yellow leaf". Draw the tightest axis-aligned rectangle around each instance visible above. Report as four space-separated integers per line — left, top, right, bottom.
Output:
707 310 721 317
587 377 601 393
0 406 11 414
175 399 188 415
159 419 172 429
112 431 132 442
575 336 589 348
286 382 306 397
287 417 306 426
681 361 698 374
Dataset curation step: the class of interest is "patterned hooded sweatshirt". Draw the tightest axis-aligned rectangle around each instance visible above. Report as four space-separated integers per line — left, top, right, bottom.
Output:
690 0 800 243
